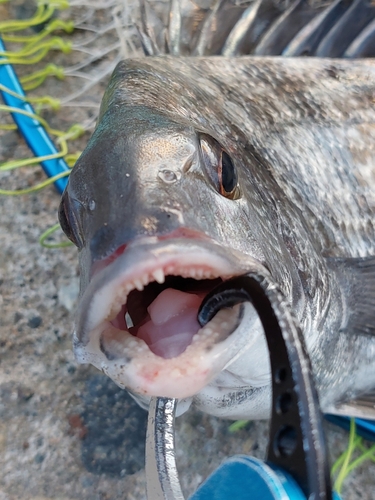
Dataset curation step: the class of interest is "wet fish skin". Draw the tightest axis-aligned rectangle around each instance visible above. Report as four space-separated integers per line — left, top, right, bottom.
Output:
60 54 375 419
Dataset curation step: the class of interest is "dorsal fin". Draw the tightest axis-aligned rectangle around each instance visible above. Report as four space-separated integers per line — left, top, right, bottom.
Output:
315 0 375 57
137 0 161 56
254 0 323 55
344 18 375 57
282 0 352 56
136 0 375 57
222 0 283 56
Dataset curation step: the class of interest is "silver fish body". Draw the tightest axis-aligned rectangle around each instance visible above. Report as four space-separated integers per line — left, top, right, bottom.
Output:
59 53 375 420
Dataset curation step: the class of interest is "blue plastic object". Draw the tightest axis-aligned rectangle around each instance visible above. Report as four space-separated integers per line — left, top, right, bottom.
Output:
326 415 375 442
189 456 342 500
0 36 69 194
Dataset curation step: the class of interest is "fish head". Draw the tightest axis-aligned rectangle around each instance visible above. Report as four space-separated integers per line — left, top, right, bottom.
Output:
58 100 301 406
60 104 268 268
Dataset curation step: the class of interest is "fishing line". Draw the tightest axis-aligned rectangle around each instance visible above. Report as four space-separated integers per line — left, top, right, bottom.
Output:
0 0 141 246
330 418 375 495
39 222 73 248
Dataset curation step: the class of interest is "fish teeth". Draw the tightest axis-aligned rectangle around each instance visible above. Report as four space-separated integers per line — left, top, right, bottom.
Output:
125 312 134 328
165 265 175 275
196 269 204 279
134 279 144 291
153 268 165 284
184 269 194 278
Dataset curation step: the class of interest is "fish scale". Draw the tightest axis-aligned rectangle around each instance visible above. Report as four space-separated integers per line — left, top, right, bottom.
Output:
265 125 375 257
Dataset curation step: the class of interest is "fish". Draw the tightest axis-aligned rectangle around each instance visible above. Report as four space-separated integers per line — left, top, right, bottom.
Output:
58 0 375 420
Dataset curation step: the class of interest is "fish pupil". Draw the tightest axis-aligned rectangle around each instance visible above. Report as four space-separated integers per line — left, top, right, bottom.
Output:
221 151 236 194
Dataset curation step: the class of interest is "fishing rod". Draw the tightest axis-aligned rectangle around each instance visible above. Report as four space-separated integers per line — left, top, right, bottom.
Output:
145 273 342 500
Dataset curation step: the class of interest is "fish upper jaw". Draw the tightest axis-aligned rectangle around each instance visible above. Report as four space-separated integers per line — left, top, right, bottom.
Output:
73 237 268 399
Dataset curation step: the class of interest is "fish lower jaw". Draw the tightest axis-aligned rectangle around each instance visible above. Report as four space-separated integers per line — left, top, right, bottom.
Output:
73 304 244 399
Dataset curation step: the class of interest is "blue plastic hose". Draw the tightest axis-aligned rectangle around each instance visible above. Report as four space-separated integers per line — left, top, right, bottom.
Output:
0 36 69 194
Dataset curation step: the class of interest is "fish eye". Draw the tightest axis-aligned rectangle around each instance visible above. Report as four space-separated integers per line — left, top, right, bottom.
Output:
58 192 84 249
199 134 239 199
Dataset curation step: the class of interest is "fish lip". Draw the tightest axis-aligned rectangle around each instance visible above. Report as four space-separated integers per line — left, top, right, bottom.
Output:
73 237 269 398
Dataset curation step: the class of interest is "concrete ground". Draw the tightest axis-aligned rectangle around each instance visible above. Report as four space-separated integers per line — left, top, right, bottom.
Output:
1 1 375 498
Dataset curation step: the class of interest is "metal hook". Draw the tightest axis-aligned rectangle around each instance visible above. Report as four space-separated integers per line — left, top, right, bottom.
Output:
146 397 184 500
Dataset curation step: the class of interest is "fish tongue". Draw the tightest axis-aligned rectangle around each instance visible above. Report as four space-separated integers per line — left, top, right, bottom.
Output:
137 288 204 359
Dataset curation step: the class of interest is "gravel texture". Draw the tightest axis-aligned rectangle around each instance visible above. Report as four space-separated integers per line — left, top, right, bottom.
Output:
1 1 375 499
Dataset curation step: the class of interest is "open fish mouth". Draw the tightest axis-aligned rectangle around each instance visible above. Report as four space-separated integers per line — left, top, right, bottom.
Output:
73 237 262 398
